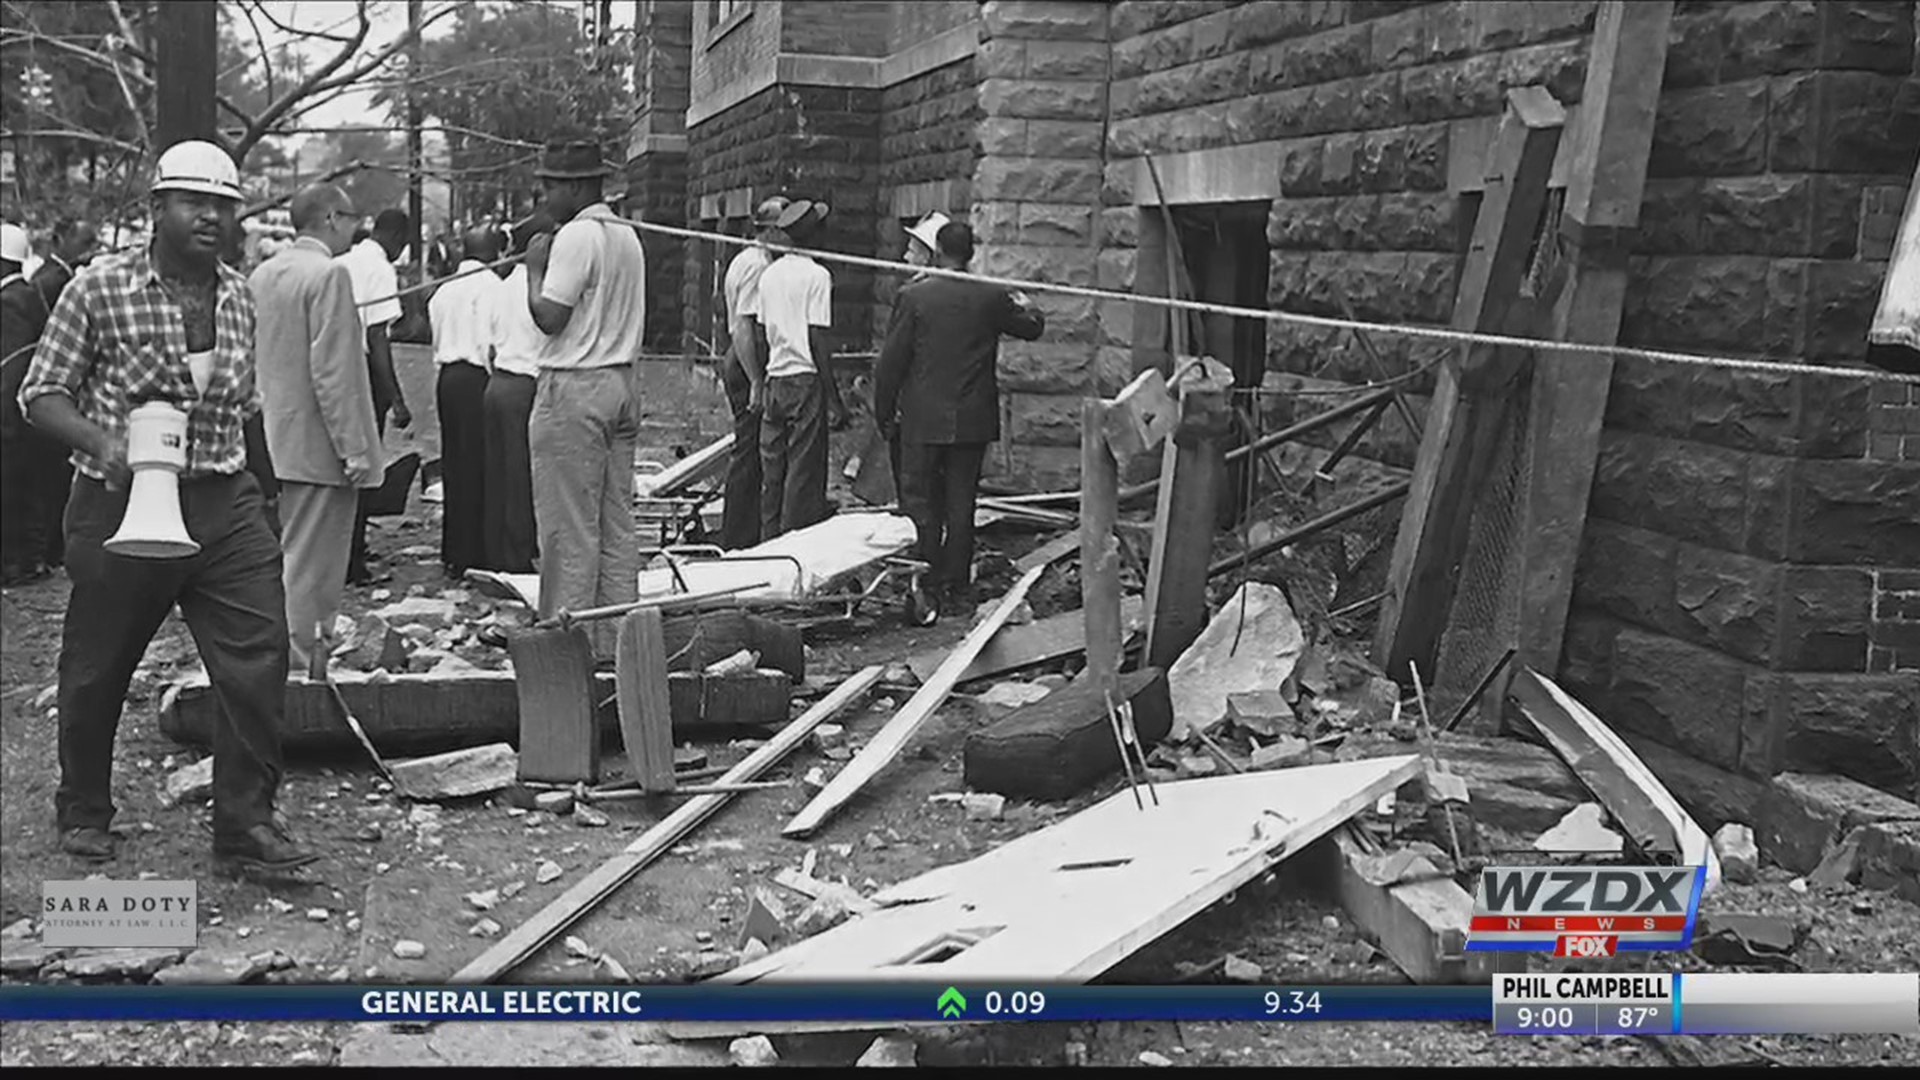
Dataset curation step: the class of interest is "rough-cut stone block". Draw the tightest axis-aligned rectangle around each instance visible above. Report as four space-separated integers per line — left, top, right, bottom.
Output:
1650 80 1770 178
1560 610 1622 695
1718 0 1824 80
1686 364 1797 453
1370 6 1434 70
1698 176 1812 257
1618 730 1770 836
1786 459 1920 564
1604 354 1698 440
1495 38 1587 103
1637 179 1704 256
979 78 1107 122
1804 260 1886 361
1673 544 1781 666
974 157 1103 204
976 243 1098 287
1404 123 1448 192
1279 136 1327 196
1590 432 1749 553
1007 392 1085 446
1606 629 1747 773
1112 26 1187 80
1853 821 1920 904
1094 345 1134 395
1807 174 1865 259
1029 293 1098 341
964 667 1173 801
1778 566 1873 672
1573 521 1680 635
1777 674 1920 796
1770 70 1920 173
1664 9 1727 89
982 0 1110 42
1227 0 1324 51
1355 129 1408 193
1098 206 1139 247
1026 118 1105 158
1095 248 1135 291
391 743 518 801
976 117 1027 156
1621 255 1772 354
1817 0 1918 72
1025 40 1109 79
1017 202 1095 243
979 38 1027 80
999 342 1095 393
1760 771 1920 874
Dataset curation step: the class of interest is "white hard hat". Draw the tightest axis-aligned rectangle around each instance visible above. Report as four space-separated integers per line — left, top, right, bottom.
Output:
906 211 951 254
0 223 28 263
152 140 242 201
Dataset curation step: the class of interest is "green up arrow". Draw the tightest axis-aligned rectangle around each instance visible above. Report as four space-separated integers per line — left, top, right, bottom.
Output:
936 986 967 1018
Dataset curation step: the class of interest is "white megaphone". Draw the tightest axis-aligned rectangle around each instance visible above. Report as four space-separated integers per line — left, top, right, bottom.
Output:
103 401 201 559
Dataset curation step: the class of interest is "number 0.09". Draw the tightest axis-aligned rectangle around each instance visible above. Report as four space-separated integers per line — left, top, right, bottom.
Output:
984 991 1045 1015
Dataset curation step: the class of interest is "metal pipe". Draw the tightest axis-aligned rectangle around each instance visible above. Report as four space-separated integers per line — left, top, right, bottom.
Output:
1206 481 1412 578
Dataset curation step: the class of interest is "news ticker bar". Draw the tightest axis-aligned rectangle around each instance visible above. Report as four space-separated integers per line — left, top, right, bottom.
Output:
1494 973 1920 1036
0 976 1913 1033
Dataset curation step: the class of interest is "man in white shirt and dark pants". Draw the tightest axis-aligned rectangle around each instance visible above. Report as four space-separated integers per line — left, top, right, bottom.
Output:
744 199 833 541
523 141 647 658
428 225 500 576
337 209 413 584
718 195 791 550
483 215 551 574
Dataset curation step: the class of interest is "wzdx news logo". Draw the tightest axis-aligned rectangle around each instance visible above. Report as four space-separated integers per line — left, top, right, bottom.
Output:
1465 865 1708 957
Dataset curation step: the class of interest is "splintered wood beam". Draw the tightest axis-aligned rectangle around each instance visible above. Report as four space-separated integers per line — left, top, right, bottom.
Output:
782 560 1059 838
1514 0 1675 696
447 665 883 986
1082 398 1124 692
1374 85 1567 682
615 607 676 794
1143 356 1235 671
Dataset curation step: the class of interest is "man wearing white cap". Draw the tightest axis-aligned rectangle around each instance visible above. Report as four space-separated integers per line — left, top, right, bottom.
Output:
1 222 53 584
19 140 316 873
717 194 790 550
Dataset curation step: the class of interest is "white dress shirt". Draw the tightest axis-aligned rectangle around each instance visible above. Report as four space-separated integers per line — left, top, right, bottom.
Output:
491 266 544 378
429 259 497 369
337 237 402 331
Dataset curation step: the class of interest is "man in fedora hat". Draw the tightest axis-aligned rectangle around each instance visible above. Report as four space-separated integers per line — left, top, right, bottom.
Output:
716 194 790 550
20 140 317 873
742 197 837 541
522 138 648 657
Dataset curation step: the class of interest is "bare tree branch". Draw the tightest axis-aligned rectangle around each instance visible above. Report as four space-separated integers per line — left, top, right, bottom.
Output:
245 0 362 45
237 1 277 113
102 0 152 149
2 128 146 154
240 158 373 220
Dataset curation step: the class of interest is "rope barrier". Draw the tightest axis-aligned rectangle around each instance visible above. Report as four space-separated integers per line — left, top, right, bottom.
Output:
600 211 1919 387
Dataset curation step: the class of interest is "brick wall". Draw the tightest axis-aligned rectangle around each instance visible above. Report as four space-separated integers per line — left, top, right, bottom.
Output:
1093 0 1920 801
890 0 979 53
630 0 694 350
970 0 1114 491
784 0 892 55
876 55 984 342
684 83 883 350
690 0 781 114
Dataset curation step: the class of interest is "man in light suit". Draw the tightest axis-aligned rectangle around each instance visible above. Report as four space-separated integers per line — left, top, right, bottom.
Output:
250 184 383 672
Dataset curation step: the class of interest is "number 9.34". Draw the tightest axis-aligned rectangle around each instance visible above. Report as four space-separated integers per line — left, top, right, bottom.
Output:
1264 990 1322 1016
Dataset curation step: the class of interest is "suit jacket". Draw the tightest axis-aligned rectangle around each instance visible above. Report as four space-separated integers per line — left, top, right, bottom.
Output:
0 275 49 440
875 275 1045 445
31 256 74 312
249 237 383 488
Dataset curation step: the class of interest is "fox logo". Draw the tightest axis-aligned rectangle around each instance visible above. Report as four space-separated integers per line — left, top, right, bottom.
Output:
1555 935 1618 958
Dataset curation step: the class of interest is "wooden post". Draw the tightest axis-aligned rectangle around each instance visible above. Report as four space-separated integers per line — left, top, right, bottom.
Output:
1511 1 1674 704
1081 399 1123 693
154 0 217 148
1143 356 1234 671
616 606 677 794
1373 86 1567 681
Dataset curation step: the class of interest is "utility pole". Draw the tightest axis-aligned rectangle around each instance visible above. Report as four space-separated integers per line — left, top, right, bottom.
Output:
407 0 424 277
155 1 218 149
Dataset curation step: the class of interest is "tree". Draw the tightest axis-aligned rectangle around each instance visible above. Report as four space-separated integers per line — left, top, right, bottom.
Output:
385 3 632 222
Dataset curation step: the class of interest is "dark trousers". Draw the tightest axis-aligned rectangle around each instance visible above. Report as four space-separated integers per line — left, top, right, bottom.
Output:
758 373 829 541
899 440 987 599
436 361 490 573
243 413 280 539
1 427 72 574
346 412 385 580
58 472 290 838
720 357 762 550
481 369 538 572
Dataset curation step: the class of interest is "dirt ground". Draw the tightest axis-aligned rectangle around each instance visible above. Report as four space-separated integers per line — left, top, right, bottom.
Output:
4 477 1918 1068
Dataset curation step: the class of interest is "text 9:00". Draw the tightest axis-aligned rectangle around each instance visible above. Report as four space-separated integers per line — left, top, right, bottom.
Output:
1514 1007 1577 1029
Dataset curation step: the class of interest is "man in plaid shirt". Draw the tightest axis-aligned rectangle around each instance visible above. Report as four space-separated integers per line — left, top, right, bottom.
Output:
17 140 316 873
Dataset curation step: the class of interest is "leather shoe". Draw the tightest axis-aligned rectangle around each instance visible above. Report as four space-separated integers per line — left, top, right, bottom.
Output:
215 823 320 872
60 826 116 861
908 583 941 628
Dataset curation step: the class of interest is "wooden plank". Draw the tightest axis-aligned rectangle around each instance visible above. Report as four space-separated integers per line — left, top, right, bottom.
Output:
634 433 732 498
667 671 792 729
1322 826 1494 984
1514 0 1675 693
1508 667 1718 889
903 595 1148 686
1143 356 1234 671
447 665 885 986
1374 85 1567 682
712 756 1422 983
508 626 600 784
616 607 677 794
1081 399 1124 693
1014 529 1082 575
782 561 1057 838
662 610 804 680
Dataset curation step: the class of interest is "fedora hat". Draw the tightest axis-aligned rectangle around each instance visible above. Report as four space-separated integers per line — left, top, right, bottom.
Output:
774 199 830 231
905 211 950 254
534 140 612 180
752 195 793 229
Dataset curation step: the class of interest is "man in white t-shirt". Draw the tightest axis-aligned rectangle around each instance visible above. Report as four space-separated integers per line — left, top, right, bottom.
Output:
522 140 648 658
480 214 551 575
743 198 833 541
717 195 790 550
336 209 413 584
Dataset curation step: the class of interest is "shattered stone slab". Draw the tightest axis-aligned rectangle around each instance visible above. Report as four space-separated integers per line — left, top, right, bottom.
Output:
388 742 519 801
1759 772 1920 875
1166 582 1305 739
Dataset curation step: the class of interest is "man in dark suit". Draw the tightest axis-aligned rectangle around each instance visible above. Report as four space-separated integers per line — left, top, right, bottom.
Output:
1 223 53 585
874 222 1045 625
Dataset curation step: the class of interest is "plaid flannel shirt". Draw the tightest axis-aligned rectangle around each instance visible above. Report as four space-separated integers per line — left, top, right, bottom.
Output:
18 247 259 480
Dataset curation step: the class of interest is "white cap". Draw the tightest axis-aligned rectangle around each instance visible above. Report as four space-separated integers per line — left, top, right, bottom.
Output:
152 140 243 201
0 223 28 263
906 211 951 255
